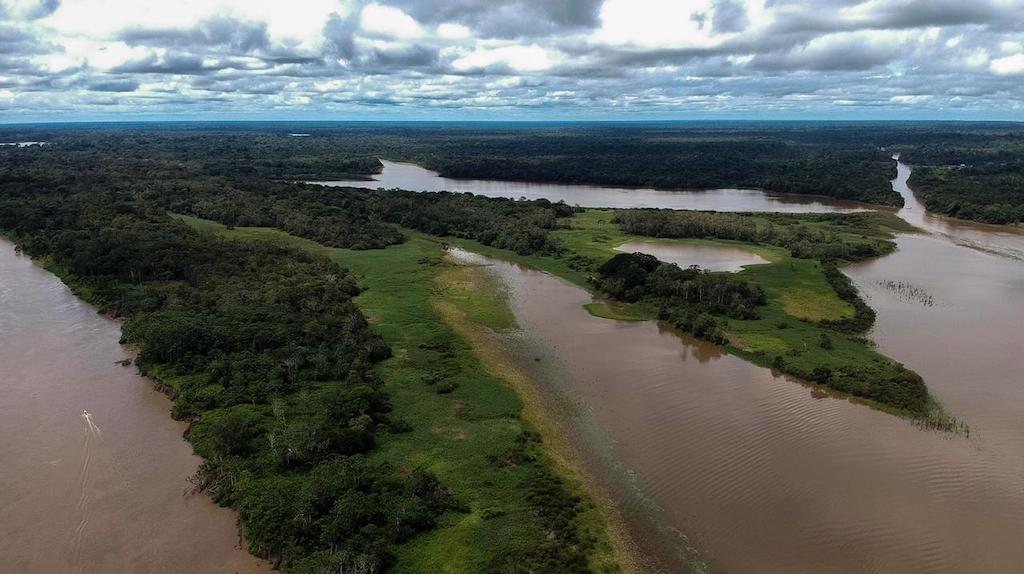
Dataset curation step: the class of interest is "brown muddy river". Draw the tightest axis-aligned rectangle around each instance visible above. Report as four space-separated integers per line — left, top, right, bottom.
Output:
614 240 768 272
314 159 872 213
0 242 268 574
448 158 1024 573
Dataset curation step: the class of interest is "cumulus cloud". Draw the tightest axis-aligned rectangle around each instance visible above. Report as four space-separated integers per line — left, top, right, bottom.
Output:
991 53 1024 75
0 0 1022 119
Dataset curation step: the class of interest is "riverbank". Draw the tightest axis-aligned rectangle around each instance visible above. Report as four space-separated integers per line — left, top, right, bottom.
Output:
0 239 270 574
434 254 642 573
173 215 629 573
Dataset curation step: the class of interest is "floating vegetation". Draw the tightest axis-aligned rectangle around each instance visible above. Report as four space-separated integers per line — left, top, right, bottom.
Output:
914 410 970 437
876 279 935 306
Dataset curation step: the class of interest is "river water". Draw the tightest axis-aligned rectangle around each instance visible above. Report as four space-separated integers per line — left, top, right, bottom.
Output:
845 159 1024 472
448 159 1024 573
314 159 873 213
0 243 268 573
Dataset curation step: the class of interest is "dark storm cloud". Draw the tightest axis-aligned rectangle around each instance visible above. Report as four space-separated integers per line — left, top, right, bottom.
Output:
0 23 33 46
712 0 749 33
191 74 290 94
0 22 54 54
768 0 1015 35
322 11 359 59
367 45 439 68
110 53 212 74
119 16 270 52
749 36 900 71
851 0 1011 29
0 0 59 20
81 78 139 92
389 0 604 38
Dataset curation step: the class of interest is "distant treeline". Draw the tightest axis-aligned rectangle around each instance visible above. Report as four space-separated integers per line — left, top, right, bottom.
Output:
428 141 899 206
4 122 1023 222
152 178 575 256
902 140 1024 224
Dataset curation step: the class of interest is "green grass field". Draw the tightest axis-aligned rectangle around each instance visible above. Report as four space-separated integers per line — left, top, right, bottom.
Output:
173 214 622 573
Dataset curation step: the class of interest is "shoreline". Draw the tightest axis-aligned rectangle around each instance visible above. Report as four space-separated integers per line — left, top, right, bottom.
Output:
433 258 643 574
0 238 270 573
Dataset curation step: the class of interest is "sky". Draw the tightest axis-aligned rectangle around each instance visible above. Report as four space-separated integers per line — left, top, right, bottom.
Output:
0 0 1022 121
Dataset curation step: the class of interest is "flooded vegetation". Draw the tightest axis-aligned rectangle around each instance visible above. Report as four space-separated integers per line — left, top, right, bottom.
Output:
846 159 1024 457
0 240 268 574
874 280 935 306
315 159 872 213
456 241 1024 573
614 240 768 272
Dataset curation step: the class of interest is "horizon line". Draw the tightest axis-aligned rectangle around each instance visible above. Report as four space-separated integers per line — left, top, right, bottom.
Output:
2 118 1023 126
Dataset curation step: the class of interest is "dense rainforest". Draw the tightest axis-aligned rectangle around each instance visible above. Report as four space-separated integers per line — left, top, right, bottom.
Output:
900 137 1024 224
594 251 765 343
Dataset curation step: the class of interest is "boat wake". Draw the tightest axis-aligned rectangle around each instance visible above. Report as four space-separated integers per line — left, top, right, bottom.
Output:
72 410 101 570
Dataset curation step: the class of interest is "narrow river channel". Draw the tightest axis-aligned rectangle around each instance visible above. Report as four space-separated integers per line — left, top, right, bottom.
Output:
445 159 1024 573
0 242 269 573
315 159 873 213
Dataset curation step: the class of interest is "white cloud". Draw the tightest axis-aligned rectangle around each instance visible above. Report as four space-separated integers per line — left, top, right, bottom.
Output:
595 0 719 48
966 49 990 68
43 0 344 43
360 4 425 39
1000 41 1023 54
437 23 471 40
452 45 556 72
33 52 81 73
991 53 1024 75
890 94 932 104
89 42 153 70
